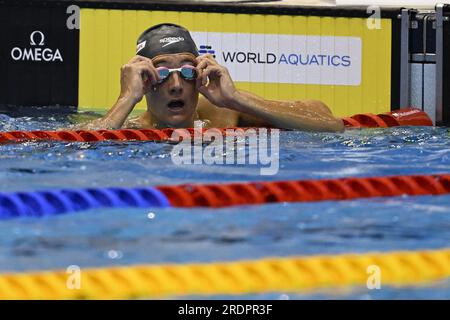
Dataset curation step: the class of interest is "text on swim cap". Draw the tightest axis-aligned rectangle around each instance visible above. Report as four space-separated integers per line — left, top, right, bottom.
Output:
159 37 185 48
136 41 146 53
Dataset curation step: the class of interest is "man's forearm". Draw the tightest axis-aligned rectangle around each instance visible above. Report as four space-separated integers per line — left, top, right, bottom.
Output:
230 90 344 132
75 95 137 130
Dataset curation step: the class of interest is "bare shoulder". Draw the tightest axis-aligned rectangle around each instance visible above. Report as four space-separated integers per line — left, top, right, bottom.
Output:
197 95 240 128
123 111 154 129
301 99 334 115
197 94 272 128
122 116 143 129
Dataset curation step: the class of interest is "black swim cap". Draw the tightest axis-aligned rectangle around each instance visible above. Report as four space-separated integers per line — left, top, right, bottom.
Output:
136 23 199 59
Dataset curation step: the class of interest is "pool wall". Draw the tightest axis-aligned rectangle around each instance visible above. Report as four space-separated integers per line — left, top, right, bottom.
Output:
77 6 393 117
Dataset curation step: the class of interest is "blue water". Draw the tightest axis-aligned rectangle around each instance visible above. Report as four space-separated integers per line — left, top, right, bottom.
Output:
0 113 449 299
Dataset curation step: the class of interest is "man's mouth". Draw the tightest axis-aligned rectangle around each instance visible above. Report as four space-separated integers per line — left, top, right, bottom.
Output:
167 99 185 110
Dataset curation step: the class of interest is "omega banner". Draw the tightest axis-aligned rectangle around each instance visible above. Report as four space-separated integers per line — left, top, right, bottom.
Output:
0 5 79 108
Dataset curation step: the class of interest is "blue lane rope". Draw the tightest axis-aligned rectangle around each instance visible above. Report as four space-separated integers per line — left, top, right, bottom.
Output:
0 187 170 219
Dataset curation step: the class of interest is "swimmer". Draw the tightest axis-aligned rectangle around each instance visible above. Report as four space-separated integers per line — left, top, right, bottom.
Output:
78 23 344 132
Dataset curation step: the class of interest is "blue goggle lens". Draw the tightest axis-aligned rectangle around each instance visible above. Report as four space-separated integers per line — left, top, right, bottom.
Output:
180 67 196 80
158 68 170 80
157 66 197 83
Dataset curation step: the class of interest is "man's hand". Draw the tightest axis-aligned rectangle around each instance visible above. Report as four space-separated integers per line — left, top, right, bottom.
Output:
119 56 160 104
195 54 239 109
72 56 160 131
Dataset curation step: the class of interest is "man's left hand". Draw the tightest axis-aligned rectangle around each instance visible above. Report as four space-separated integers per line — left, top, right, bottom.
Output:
195 54 240 110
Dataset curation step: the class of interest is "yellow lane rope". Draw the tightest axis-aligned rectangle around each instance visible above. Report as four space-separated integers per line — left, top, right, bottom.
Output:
0 248 449 299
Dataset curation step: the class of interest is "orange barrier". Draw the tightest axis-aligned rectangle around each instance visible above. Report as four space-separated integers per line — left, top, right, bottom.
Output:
341 107 433 128
156 174 450 208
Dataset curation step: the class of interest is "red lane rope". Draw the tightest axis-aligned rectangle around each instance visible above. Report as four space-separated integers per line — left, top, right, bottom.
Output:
1 174 449 218
0 127 272 144
341 107 432 128
0 108 432 144
155 174 450 207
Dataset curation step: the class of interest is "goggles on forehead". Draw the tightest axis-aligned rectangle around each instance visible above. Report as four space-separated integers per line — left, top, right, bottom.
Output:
156 65 197 83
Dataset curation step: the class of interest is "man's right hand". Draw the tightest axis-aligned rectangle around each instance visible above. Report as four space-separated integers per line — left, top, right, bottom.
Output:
119 56 160 104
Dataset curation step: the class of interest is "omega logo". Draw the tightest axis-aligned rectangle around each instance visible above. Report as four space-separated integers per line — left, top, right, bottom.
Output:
10 30 63 62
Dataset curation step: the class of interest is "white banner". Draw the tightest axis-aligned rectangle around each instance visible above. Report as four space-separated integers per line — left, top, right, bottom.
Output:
191 32 362 86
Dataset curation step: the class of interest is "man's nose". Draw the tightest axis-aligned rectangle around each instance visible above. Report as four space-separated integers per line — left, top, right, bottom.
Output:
168 72 183 95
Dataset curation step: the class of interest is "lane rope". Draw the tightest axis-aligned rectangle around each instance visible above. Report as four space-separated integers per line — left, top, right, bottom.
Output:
1 173 450 218
341 107 432 128
0 187 170 218
0 248 448 299
0 127 268 144
0 108 432 144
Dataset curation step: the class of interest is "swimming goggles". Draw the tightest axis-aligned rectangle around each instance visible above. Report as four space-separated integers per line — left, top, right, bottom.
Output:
156 65 197 84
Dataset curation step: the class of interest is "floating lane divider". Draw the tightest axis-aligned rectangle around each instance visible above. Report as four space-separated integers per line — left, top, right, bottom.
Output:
1 174 450 219
342 107 433 128
0 248 448 299
0 187 170 219
0 127 271 144
0 127 186 144
340 107 433 128
0 108 432 144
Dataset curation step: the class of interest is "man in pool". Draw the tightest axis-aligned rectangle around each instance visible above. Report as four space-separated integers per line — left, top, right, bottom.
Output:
79 23 344 132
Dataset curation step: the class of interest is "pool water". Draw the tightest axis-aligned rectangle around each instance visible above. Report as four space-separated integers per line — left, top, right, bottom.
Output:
0 113 449 299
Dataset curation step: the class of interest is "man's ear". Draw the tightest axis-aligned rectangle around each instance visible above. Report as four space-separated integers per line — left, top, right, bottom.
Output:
144 92 153 108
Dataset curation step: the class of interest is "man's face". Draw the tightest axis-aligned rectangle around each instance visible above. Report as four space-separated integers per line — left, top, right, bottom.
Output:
146 53 199 128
